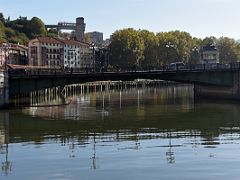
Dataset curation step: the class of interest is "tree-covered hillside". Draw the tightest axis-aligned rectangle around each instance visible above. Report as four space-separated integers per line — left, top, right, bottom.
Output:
0 12 46 44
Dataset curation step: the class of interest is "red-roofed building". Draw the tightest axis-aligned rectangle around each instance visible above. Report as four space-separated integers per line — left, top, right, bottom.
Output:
28 37 64 67
29 37 94 69
0 43 28 67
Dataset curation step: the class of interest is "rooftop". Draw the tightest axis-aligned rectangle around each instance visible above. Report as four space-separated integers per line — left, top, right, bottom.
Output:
37 37 64 44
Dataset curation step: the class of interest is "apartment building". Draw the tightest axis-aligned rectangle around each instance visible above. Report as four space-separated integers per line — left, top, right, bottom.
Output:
29 37 94 69
0 43 28 67
58 39 81 69
80 43 94 69
28 37 64 67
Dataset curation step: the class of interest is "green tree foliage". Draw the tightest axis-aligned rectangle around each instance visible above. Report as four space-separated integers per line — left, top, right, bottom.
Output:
47 28 58 37
110 28 240 68
138 30 159 67
1 13 47 44
84 33 92 44
6 16 31 38
201 36 217 46
189 38 201 64
217 37 239 63
110 29 201 69
4 27 28 44
0 13 5 24
29 17 46 37
0 21 5 41
157 31 197 64
110 28 144 69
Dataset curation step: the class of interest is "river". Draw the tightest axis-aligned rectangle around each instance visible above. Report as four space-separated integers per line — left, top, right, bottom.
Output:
1 84 240 179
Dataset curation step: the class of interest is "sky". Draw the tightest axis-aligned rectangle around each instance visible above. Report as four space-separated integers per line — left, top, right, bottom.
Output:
1 0 240 39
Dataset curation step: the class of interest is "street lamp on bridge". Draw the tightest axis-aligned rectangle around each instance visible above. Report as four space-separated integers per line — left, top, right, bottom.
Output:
90 43 96 72
165 42 177 65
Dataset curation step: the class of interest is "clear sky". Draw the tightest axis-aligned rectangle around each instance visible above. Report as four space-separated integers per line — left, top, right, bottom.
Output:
1 0 240 39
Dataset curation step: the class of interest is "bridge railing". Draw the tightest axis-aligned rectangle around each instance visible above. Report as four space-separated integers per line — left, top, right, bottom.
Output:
8 62 240 77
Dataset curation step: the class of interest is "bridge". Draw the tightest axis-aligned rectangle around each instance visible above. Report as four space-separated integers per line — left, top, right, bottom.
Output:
45 17 86 42
45 22 77 31
5 63 240 102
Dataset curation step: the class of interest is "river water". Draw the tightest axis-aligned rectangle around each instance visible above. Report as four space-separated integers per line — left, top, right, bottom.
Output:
1 84 240 179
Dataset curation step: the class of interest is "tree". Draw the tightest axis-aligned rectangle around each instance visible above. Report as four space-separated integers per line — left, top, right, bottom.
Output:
189 38 201 64
47 28 58 37
201 36 217 46
0 21 5 41
138 30 159 67
157 31 195 64
29 17 46 38
109 28 144 69
84 33 91 44
5 27 16 38
217 37 239 63
0 13 5 24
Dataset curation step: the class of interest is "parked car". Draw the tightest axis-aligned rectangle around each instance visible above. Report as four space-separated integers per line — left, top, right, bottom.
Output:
169 62 185 70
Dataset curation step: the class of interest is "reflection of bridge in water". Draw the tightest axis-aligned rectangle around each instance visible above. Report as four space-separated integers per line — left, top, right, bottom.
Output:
1 84 240 170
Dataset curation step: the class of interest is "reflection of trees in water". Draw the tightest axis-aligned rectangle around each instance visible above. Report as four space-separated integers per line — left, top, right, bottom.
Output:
8 101 240 146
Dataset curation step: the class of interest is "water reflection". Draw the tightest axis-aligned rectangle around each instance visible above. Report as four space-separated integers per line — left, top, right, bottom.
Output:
0 112 12 176
1 85 240 178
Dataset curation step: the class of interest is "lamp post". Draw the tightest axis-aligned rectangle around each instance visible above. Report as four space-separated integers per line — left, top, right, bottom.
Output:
133 47 141 71
90 43 95 72
166 42 176 64
191 46 199 64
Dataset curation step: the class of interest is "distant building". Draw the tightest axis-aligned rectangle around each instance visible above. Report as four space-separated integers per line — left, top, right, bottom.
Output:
200 44 219 64
0 43 28 67
80 43 94 70
102 38 111 47
58 39 81 69
76 17 86 42
86 31 104 47
28 37 94 69
28 37 64 67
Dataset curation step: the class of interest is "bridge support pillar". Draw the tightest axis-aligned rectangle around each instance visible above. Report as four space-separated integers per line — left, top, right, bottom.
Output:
0 71 9 108
194 70 240 100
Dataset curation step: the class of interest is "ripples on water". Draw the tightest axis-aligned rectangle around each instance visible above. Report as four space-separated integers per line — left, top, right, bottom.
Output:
1 85 240 179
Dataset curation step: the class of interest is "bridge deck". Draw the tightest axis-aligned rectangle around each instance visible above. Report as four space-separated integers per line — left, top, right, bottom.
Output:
8 63 240 96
